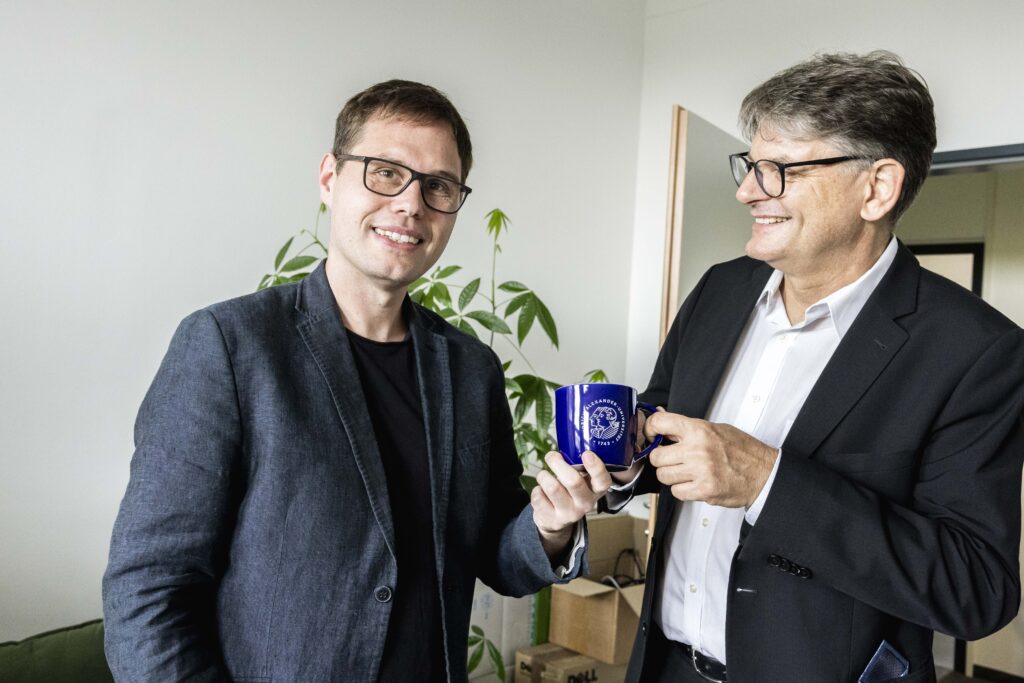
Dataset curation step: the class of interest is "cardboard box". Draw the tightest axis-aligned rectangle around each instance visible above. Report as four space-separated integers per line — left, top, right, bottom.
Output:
539 653 627 683
549 514 648 665
514 643 574 683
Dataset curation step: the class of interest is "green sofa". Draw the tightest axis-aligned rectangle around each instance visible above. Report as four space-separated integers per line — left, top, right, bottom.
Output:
0 619 113 682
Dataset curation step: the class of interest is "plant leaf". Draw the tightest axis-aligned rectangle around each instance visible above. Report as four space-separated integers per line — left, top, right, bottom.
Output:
471 625 484 636
583 368 610 383
257 274 271 291
497 280 529 293
459 278 481 311
505 377 523 396
274 237 295 270
456 318 480 340
501 360 512 372
486 208 511 239
519 474 538 491
534 296 559 349
280 255 318 273
435 264 462 279
486 640 506 681
409 276 429 292
467 635 481 646
534 384 553 432
467 642 484 672
437 307 457 319
517 294 537 345
429 282 452 309
465 310 512 334
505 293 530 317
319 202 327 213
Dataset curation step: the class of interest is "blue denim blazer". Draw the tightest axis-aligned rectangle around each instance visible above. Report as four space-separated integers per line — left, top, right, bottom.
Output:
102 262 584 681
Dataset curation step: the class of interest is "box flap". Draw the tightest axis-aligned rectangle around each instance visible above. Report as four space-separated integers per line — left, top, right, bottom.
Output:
621 584 645 617
553 578 616 598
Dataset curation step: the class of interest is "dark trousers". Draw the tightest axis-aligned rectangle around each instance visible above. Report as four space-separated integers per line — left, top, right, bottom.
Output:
641 625 720 683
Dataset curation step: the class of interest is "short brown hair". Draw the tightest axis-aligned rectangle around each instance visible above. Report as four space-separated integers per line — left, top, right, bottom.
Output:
332 79 473 181
739 51 936 224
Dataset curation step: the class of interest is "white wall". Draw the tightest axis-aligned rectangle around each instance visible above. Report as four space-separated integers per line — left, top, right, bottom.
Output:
625 0 1024 387
0 0 645 640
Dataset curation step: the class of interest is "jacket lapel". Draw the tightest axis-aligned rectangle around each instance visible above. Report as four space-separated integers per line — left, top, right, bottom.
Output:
294 263 396 559
783 242 919 457
657 263 772 538
407 302 454 582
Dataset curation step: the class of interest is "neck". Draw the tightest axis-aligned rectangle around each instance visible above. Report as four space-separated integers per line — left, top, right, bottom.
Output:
780 228 891 325
325 260 408 342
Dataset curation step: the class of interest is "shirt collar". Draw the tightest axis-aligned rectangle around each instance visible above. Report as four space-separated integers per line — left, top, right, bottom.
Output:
756 236 898 337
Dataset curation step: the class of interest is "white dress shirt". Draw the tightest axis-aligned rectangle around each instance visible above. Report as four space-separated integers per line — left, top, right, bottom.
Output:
653 238 898 663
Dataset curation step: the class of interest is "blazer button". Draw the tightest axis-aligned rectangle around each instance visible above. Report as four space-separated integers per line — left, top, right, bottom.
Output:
641 622 647 635
778 558 791 572
798 567 812 579
767 554 780 567
374 586 393 603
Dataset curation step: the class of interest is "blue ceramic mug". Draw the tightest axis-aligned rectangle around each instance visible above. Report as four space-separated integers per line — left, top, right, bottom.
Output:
554 383 663 471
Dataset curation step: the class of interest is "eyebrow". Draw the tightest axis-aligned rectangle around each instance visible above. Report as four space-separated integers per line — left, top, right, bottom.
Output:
375 155 461 183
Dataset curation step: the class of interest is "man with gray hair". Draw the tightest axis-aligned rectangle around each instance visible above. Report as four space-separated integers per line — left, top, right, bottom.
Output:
608 52 1024 682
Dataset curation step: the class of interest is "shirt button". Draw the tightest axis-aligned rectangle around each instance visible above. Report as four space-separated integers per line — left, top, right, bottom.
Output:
688 583 697 593
702 518 710 527
374 586 393 603
751 395 762 403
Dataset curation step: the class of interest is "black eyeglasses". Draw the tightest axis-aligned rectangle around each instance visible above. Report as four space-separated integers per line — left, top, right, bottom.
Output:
729 152 869 197
336 154 472 214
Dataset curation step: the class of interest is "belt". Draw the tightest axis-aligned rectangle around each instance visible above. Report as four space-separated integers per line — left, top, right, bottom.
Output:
673 640 728 683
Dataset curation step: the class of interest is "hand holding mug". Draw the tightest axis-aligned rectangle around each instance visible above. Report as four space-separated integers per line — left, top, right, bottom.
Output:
531 450 613 561
642 411 778 508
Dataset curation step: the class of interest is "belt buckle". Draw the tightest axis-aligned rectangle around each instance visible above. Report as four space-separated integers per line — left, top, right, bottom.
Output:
690 648 726 683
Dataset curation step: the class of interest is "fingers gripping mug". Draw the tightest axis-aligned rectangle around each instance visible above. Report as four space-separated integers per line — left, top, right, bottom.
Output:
554 383 662 471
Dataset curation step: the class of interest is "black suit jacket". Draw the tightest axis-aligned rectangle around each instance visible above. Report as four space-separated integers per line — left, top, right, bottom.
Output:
627 243 1024 683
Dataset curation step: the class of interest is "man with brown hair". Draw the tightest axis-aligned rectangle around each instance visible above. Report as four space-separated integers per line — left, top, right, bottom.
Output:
610 52 1024 682
103 80 609 681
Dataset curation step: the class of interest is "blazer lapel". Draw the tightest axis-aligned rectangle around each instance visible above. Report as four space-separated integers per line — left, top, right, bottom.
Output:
294 263 396 559
657 262 772 538
783 243 919 457
407 302 454 582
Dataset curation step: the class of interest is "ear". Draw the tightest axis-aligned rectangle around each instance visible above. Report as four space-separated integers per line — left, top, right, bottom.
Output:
861 159 905 223
318 153 337 207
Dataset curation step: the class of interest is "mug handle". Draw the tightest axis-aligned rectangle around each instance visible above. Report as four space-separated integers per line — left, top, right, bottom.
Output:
635 402 663 460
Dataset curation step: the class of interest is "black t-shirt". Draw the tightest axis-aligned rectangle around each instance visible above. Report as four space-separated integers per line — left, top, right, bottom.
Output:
347 330 446 682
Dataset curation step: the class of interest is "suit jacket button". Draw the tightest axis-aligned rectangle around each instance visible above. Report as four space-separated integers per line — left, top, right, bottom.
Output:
798 567 812 579
374 586 393 603
778 558 791 572
641 622 648 634
768 554 780 566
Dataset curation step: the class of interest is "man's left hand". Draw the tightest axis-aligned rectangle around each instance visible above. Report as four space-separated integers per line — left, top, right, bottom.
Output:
531 451 612 561
644 411 778 508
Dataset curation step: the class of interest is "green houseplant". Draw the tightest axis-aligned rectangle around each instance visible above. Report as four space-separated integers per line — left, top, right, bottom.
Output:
260 206 607 680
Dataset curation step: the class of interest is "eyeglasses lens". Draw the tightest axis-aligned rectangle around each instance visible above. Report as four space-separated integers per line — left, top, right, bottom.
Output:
363 159 464 213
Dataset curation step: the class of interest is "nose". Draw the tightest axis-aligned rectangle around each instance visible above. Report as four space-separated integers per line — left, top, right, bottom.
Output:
735 167 768 204
391 178 426 217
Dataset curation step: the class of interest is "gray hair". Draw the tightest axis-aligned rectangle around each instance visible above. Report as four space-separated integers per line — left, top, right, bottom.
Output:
738 51 936 224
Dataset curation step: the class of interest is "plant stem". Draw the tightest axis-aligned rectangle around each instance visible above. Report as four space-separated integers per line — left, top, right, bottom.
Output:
489 232 498 347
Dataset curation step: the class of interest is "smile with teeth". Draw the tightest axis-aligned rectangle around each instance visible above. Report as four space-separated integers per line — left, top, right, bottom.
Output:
755 216 789 224
374 228 421 245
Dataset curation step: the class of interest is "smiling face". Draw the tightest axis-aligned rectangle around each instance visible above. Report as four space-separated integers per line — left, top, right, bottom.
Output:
736 129 881 286
319 115 461 296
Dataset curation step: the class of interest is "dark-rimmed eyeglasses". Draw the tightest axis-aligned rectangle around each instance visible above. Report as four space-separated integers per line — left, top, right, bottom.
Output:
729 152 869 197
336 154 472 214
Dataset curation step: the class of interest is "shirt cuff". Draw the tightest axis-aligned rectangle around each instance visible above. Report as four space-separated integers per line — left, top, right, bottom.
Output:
604 464 645 512
552 521 586 578
745 449 781 525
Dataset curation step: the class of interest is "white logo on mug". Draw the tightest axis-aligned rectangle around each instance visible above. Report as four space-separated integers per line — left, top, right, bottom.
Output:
585 399 626 445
